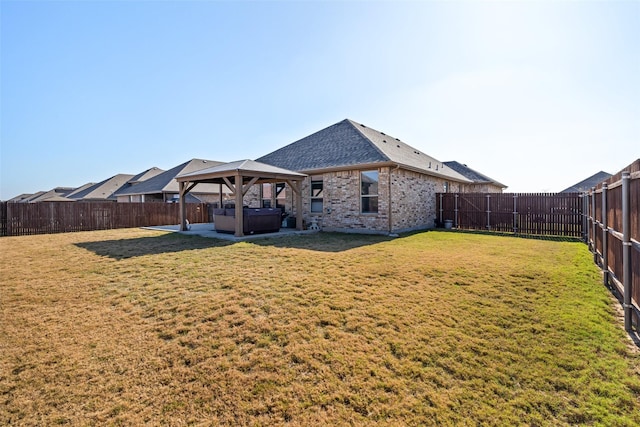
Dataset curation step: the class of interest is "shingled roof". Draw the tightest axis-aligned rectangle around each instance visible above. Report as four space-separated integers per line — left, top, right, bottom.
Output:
67 174 134 201
257 119 471 182
560 171 612 193
444 161 507 189
116 159 225 196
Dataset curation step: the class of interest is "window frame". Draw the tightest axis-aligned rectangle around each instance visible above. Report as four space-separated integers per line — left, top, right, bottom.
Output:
360 170 379 214
310 176 323 213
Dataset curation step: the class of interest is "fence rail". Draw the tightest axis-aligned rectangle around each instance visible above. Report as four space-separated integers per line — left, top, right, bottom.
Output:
0 202 209 237
436 192 584 237
586 159 640 332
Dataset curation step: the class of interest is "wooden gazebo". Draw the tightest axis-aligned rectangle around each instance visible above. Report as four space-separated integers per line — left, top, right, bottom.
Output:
175 159 307 237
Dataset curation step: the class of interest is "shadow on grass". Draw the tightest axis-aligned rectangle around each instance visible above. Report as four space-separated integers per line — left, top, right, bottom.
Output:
444 228 584 243
75 233 233 260
76 231 395 259
241 232 396 252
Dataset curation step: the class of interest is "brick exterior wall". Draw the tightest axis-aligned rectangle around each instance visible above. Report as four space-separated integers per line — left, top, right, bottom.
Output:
238 167 500 234
461 183 504 193
240 167 454 234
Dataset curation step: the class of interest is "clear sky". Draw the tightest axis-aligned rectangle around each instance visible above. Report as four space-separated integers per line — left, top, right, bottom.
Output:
1 0 638 199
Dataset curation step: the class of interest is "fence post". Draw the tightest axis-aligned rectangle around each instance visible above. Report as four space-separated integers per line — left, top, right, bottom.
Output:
621 172 632 331
486 194 491 230
582 193 588 244
439 193 443 225
602 183 608 287
591 187 597 263
513 194 518 234
454 194 459 228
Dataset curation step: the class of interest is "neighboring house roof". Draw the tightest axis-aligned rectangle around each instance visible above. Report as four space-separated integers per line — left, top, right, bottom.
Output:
112 167 165 197
67 174 134 201
116 159 226 196
257 119 471 183
444 161 507 189
39 195 76 202
561 171 612 193
7 193 37 203
128 167 165 184
9 192 46 203
28 187 77 202
66 182 97 199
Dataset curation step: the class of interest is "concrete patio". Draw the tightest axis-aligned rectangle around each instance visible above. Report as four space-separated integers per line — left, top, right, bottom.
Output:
144 222 319 242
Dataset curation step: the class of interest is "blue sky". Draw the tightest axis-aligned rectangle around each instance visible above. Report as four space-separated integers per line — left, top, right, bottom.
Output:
1 0 638 199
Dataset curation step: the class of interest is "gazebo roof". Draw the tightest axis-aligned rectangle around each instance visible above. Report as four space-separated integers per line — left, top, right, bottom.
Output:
176 159 307 184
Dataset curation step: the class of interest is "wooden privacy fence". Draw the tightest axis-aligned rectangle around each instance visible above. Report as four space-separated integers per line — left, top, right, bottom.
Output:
0 202 209 237
586 159 640 332
436 193 584 238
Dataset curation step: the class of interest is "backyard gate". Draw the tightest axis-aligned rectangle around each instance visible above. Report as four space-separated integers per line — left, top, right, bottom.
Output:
436 193 584 238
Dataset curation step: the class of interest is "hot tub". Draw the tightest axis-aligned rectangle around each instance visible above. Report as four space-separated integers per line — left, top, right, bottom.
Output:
214 208 281 234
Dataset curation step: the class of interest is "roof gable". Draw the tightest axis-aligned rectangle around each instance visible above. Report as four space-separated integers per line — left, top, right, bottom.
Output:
116 159 225 196
112 167 165 197
68 174 134 201
257 119 470 182
257 119 388 171
28 187 76 203
561 171 612 193
66 183 96 199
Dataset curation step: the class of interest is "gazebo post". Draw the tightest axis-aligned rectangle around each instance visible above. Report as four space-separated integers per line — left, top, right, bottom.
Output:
179 181 187 231
234 173 244 237
295 181 303 230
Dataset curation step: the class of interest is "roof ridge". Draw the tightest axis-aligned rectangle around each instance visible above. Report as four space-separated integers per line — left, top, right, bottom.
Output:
344 120 392 162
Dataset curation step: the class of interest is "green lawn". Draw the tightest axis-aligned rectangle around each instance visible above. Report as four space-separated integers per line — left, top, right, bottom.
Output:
1 229 639 425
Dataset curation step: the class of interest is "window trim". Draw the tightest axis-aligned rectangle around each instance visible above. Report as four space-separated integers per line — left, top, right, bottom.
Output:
310 176 324 214
360 170 379 214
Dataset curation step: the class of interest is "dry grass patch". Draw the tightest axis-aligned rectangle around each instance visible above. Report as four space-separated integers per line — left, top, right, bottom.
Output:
1 229 639 425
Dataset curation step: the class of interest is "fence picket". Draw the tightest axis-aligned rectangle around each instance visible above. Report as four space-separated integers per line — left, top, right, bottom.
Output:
1 202 210 237
436 193 584 238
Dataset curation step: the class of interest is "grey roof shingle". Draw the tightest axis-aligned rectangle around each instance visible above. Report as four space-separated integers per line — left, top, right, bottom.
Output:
116 159 225 196
67 174 135 201
112 167 165 197
443 161 507 188
257 120 386 171
257 119 471 182
560 171 612 193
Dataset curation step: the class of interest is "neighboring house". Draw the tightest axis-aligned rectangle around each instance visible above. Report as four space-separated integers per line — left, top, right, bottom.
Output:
560 171 612 193
115 159 231 203
252 118 502 234
7 192 45 203
64 183 97 200
67 174 134 201
443 161 507 193
113 167 165 202
27 187 76 202
6 194 33 203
